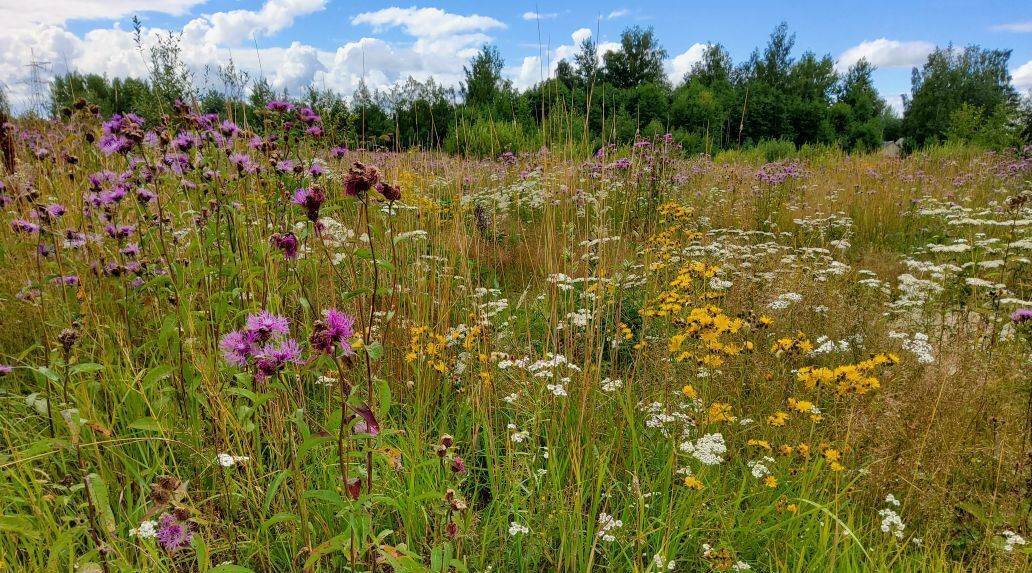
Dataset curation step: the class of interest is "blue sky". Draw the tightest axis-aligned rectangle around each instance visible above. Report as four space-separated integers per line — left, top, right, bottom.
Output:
2 1 1031 112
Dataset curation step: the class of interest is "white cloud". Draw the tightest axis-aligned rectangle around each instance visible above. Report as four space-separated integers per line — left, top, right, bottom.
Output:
1013 59 1032 91
666 43 708 83
836 38 935 72
0 3 513 111
571 28 593 46
522 12 558 21
352 7 505 37
607 9 630 20
991 21 1032 33
189 0 327 46
0 0 204 30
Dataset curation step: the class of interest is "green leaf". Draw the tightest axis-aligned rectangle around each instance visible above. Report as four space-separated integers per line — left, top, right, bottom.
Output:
304 532 352 570
0 515 39 538
129 417 163 432
70 363 105 375
142 365 173 388
210 565 256 573
365 341 384 361
260 512 300 532
61 409 81 446
375 378 392 417
31 366 61 383
86 473 116 536
298 435 332 462
195 534 210 572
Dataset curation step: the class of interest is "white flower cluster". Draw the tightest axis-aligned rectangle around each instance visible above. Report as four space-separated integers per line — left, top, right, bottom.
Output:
600 377 623 392
768 292 803 310
129 519 158 539
732 561 752 571
878 507 906 539
596 512 623 542
508 522 530 536
680 433 727 466
217 453 251 467
889 331 935 364
508 424 531 443
1001 530 1026 552
747 456 775 479
652 554 676 570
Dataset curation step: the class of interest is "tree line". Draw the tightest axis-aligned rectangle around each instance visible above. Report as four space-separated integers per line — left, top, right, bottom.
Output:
43 21 1032 156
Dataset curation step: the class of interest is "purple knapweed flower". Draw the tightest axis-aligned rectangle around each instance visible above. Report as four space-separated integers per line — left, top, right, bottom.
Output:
1011 308 1032 324
246 311 291 343
254 338 303 381
310 308 356 355
11 219 40 234
292 187 326 221
220 330 255 367
266 100 294 113
136 188 157 203
271 232 299 260
155 513 193 553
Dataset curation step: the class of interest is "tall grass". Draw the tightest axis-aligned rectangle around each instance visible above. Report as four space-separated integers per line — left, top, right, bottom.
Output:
0 102 1029 573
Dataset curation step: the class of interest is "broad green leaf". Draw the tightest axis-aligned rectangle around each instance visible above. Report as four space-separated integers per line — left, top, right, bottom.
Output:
86 473 117 536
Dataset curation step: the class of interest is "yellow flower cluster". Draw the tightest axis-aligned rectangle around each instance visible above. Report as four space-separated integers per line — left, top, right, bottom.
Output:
796 353 899 397
770 332 814 355
666 306 751 366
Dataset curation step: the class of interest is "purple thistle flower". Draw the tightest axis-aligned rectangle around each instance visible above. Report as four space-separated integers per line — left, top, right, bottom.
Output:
271 232 299 260
330 146 348 158
52 275 80 286
155 513 193 553
136 188 157 203
299 107 321 124
171 132 199 151
11 219 40 234
254 338 303 380
275 160 296 174
0 365 11 376
292 187 326 221
219 120 240 137
1011 308 1032 324
246 311 290 342
98 134 131 156
266 100 294 113
220 330 254 367
229 152 259 175
311 308 356 354
43 203 66 220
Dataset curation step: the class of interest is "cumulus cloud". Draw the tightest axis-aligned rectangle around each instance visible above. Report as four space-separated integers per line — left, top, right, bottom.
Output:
990 21 1032 33
508 28 624 90
351 7 505 37
188 0 327 46
1013 59 1032 91
836 38 935 72
522 12 558 21
666 43 708 83
571 28 593 45
0 3 515 111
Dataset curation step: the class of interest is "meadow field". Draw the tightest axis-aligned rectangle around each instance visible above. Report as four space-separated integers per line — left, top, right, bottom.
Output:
0 104 1031 572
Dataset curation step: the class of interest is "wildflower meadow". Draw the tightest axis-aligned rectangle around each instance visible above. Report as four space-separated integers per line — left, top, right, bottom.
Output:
2 35 1032 567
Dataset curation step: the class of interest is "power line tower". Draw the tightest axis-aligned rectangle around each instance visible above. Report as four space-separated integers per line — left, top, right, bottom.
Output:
25 49 52 117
